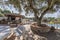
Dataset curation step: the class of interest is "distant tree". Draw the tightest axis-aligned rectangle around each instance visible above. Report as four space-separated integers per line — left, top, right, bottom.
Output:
48 17 55 21
5 0 60 26
0 9 5 17
0 9 11 17
0 9 2 12
0 12 5 17
1 10 11 13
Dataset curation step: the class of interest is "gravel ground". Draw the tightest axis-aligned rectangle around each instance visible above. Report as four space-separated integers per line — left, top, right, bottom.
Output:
0 24 60 40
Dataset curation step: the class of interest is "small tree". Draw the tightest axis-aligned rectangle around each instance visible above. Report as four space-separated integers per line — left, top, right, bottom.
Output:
0 8 11 17
5 0 60 26
0 9 5 17
1 10 11 13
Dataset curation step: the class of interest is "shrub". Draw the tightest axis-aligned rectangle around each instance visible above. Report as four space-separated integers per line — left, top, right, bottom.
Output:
50 26 55 32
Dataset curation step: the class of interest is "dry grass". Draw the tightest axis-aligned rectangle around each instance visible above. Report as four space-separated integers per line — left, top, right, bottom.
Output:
4 33 16 40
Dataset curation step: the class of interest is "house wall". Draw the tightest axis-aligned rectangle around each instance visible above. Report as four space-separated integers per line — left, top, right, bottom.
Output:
15 17 20 20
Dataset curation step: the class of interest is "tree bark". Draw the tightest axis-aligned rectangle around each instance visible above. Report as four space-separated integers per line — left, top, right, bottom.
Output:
28 0 39 22
28 0 54 26
37 7 49 26
37 0 54 26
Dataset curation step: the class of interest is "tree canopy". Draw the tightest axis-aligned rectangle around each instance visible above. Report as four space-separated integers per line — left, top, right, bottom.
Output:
6 0 60 13
5 0 60 25
1 10 11 13
0 8 11 17
0 9 4 17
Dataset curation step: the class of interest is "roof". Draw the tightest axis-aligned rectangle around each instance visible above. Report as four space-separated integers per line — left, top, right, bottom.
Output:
4 13 24 17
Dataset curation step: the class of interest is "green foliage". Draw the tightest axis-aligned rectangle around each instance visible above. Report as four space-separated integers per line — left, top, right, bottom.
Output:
5 0 60 24
50 26 55 32
6 0 60 14
1 10 11 13
0 14 3 17
0 9 2 12
8 0 21 11
0 9 11 17
48 17 55 21
0 9 4 17
0 12 5 17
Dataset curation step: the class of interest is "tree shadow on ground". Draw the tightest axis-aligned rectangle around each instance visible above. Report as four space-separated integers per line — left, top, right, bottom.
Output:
33 30 60 40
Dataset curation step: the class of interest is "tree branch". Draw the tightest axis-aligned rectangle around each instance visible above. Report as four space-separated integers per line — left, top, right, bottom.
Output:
38 0 55 24
28 0 39 20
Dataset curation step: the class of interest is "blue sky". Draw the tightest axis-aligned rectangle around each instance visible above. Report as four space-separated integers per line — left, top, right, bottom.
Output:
0 3 60 18
45 10 60 18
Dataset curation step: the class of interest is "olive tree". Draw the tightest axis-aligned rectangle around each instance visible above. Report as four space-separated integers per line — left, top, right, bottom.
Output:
6 0 60 26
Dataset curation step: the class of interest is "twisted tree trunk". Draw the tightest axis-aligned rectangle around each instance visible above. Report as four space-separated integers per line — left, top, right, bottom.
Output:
37 0 55 26
37 7 49 26
28 0 54 26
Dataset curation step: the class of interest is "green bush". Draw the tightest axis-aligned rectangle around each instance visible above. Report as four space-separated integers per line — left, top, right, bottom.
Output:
50 26 55 32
